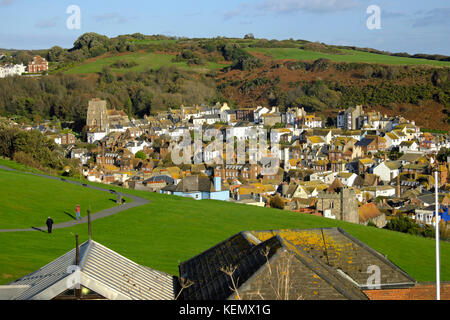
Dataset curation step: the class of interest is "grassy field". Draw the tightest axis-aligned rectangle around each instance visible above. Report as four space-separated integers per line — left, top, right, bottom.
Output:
246 47 450 67
64 51 229 75
0 167 124 229
0 159 449 285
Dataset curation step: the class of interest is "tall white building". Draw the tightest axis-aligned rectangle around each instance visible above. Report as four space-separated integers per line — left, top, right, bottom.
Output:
0 63 26 78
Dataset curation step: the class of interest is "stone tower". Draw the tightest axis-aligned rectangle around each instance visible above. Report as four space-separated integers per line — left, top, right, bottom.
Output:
317 187 359 224
86 98 108 131
340 188 359 224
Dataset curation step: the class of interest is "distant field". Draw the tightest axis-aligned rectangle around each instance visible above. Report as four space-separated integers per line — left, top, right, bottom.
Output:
246 47 450 67
64 51 229 74
0 167 122 229
0 159 448 284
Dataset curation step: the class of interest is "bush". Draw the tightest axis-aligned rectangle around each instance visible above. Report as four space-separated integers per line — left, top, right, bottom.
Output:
385 215 435 238
135 151 147 160
110 60 138 69
270 195 285 210
13 151 42 170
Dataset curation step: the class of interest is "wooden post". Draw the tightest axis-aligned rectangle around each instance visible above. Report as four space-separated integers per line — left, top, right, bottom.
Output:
75 234 79 265
87 210 92 240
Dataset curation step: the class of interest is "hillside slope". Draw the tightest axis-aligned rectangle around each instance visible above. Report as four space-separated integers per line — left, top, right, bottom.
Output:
2 34 450 131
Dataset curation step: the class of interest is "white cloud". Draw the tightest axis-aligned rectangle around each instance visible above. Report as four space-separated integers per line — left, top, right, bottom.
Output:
412 8 450 28
256 0 360 14
93 12 128 24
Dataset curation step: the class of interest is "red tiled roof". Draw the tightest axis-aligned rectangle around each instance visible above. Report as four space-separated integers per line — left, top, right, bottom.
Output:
359 202 383 223
364 283 450 300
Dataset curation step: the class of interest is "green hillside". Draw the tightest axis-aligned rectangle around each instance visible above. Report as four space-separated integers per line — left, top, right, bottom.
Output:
245 47 450 67
64 51 229 75
0 159 448 285
0 167 123 229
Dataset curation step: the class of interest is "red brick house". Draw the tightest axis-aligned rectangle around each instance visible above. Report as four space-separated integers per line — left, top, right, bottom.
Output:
28 56 49 73
214 164 260 181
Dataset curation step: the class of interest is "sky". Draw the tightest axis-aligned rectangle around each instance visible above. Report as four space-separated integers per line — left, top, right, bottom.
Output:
0 0 449 55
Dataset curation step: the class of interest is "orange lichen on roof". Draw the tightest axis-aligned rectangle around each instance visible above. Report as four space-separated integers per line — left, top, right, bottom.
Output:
104 164 119 171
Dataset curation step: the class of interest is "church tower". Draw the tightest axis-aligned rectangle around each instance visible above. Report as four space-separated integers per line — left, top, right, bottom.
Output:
86 98 109 132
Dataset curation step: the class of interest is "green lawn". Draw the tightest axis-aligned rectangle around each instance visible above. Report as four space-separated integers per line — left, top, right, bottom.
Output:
64 51 229 75
0 168 122 229
0 165 449 284
246 47 450 67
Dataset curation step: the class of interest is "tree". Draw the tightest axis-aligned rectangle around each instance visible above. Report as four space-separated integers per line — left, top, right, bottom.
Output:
99 66 116 84
270 194 285 210
135 151 146 160
47 46 65 62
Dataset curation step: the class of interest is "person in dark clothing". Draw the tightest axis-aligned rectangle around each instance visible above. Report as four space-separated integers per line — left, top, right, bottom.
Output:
46 217 54 234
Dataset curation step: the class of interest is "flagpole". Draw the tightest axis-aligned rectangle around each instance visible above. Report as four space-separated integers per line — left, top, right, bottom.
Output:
435 169 440 301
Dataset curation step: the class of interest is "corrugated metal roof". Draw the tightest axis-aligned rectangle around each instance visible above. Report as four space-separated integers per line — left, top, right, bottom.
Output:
9 245 83 300
7 240 176 300
80 241 175 300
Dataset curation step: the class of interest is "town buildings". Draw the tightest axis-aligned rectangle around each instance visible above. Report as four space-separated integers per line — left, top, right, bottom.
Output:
19 99 448 230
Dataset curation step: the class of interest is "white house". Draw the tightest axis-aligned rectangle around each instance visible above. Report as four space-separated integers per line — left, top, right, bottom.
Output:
193 117 207 126
335 172 358 187
373 161 401 182
363 186 396 198
310 171 336 184
0 63 26 78
384 132 401 149
71 148 90 165
399 141 419 154
87 131 108 144
126 140 150 155
414 206 435 225
253 106 270 124
228 124 250 141
304 115 323 129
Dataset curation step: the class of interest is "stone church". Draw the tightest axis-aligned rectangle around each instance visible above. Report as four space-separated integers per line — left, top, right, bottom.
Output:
86 98 130 131
86 98 109 131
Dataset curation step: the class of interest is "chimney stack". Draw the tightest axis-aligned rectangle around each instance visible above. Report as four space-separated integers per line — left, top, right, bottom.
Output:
397 174 401 198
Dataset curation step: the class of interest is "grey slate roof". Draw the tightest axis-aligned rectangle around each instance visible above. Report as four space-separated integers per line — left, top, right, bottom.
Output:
178 233 281 300
4 240 176 300
174 175 215 193
144 175 175 185
177 228 416 300
398 153 423 163
355 138 375 147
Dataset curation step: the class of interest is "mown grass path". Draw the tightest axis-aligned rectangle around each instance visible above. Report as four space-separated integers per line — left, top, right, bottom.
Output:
0 165 150 232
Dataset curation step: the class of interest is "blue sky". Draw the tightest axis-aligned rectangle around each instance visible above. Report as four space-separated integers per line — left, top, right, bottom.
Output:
0 0 449 55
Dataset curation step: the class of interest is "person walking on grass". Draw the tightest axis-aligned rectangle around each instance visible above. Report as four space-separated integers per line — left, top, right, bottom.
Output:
75 204 81 220
46 217 54 234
